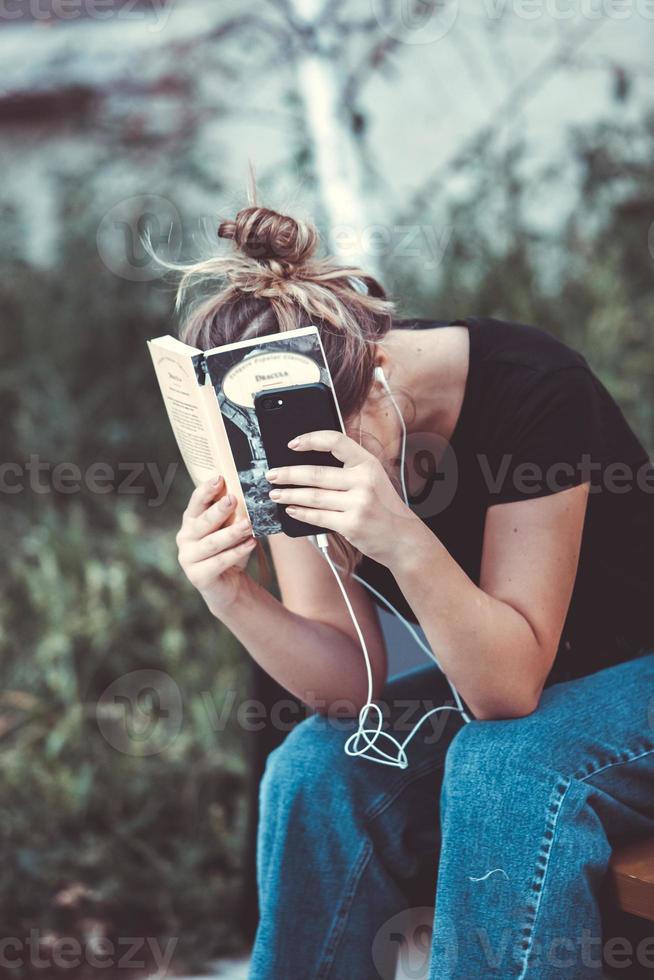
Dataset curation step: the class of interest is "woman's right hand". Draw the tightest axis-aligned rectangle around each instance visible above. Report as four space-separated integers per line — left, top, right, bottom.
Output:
176 475 257 617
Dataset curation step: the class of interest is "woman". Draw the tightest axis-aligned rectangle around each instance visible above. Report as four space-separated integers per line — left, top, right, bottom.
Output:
174 203 654 979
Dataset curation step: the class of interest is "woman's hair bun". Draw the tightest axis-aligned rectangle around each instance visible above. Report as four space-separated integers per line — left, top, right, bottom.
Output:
218 206 318 266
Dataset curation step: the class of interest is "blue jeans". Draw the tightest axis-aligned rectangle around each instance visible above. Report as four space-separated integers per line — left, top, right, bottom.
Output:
249 652 654 979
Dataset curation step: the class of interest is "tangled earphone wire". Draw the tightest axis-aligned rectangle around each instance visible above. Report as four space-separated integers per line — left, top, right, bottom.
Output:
311 365 471 770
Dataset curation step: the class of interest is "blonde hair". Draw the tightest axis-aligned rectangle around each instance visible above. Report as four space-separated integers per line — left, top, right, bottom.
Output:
173 181 397 577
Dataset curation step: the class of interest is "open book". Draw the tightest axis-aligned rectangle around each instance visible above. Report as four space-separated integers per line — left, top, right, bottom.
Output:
147 326 344 536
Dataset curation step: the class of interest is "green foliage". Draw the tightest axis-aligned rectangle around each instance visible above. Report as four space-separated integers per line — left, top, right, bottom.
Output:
395 114 654 456
0 500 250 976
0 185 253 974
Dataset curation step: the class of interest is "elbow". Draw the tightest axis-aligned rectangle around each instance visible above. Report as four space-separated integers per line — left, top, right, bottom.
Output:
310 679 384 721
466 649 550 721
472 700 538 722
310 699 363 721
468 686 543 722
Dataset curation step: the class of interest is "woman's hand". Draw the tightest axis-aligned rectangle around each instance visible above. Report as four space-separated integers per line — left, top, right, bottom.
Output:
176 475 257 617
265 430 418 566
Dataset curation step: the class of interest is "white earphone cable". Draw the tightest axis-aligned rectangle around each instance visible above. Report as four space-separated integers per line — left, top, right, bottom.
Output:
375 366 409 506
315 540 464 768
310 366 471 770
350 568 469 720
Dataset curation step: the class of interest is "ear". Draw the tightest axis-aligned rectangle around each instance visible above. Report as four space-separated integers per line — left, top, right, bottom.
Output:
373 346 392 382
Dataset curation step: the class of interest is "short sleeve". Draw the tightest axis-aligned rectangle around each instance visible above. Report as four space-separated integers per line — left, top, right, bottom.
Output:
483 366 604 505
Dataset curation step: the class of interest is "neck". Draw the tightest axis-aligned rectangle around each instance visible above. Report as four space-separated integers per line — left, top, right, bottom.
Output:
381 325 470 443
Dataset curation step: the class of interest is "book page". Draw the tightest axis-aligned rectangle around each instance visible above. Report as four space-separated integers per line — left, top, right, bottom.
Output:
196 382 248 524
148 338 248 527
148 341 220 486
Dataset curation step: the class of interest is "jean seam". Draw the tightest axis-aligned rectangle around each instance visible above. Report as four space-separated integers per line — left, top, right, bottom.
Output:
364 755 447 823
515 776 573 980
315 839 373 980
575 742 654 783
314 756 445 980
516 740 654 979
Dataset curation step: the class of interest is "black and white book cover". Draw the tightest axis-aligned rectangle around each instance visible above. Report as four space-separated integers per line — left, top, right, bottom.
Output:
204 326 344 536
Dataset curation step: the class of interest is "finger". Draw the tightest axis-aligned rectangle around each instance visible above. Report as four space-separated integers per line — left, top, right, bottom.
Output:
266 463 356 490
186 493 236 540
188 537 258 588
288 431 370 466
284 506 345 533
185 475 224 519
186 519 254 562
269 486 348 511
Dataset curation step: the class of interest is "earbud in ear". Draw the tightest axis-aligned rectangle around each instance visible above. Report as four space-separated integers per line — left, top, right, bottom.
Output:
372 363 408 507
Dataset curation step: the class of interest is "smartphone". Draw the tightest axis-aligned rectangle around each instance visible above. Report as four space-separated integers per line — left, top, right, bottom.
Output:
254 382 345 537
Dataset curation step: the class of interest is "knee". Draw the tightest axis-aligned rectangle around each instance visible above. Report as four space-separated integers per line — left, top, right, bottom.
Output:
259 710 359 815
441 712 561 810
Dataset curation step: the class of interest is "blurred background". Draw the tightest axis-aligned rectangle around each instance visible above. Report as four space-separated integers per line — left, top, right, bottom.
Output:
1 0 653 976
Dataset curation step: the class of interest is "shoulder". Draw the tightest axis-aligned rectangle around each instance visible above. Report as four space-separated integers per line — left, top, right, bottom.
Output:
457 315 613 450
453 315 589 376
454 315 603 450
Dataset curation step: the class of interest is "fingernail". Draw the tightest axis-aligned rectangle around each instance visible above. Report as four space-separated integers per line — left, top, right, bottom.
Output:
265 469 278 481
222 494 234 507
288 437 300 448
211 475 223 487
269 489 281 499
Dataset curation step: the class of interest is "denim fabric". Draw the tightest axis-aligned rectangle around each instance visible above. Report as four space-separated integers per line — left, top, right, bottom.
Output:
249 652 654 979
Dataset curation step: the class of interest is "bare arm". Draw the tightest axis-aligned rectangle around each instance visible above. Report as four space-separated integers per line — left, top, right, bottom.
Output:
388 483 590 719
220 534 387 712
176 476 387 715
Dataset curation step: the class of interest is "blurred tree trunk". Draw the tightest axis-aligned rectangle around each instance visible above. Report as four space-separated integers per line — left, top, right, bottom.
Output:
289 0 381 276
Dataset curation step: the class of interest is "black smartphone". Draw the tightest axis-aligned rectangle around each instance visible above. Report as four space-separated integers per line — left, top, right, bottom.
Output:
254 382 345 537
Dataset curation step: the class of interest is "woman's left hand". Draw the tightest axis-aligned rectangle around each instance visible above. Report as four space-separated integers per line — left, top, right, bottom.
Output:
264 430 418 566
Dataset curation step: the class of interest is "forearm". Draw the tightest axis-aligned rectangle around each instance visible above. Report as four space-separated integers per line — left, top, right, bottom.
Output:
388 517 547 719
217 575 372 714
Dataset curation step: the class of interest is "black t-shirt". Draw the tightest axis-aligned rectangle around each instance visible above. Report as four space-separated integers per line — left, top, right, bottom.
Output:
356 316 654 685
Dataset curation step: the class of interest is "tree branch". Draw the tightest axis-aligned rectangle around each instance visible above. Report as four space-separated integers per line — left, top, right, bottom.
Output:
343 0 450 104
398 16 609 224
